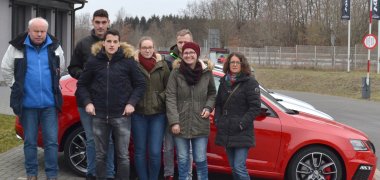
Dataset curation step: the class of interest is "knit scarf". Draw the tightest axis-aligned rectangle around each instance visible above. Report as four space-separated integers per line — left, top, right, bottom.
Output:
179 60 203 86
139 53 157 72
225 72 241 88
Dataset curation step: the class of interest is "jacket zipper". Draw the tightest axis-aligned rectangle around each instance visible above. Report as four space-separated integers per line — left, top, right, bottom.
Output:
190 85 194 138
106 61 110 123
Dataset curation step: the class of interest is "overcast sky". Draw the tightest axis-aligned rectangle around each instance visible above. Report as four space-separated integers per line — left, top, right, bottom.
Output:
76 0 198 21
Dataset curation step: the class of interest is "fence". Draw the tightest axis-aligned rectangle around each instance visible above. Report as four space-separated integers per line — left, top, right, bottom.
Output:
226 44 380 71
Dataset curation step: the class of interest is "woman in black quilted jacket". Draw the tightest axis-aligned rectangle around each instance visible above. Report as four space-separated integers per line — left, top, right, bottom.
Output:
214 52 261 180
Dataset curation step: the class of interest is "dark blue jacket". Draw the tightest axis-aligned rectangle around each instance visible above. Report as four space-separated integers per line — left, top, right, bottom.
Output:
75 42 146 119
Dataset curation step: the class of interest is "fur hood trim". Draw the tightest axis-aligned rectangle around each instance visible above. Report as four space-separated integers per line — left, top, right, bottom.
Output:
172 58 214 71
133 51 163 62
91 41 135 58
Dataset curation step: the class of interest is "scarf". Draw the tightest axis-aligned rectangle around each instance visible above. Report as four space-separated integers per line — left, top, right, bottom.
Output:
225 72 241 88
139 52 157 72
179 60 203 86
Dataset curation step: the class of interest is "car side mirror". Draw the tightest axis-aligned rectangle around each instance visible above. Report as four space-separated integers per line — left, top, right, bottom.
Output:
256 108 269 121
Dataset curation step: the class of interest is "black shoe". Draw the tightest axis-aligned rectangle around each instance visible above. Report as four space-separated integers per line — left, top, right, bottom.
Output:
86 175 96 180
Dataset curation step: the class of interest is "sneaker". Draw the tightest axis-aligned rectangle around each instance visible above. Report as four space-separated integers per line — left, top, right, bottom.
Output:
164 176 174 180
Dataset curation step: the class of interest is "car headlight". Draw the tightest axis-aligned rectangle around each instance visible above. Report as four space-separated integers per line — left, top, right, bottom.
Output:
350 139 368 151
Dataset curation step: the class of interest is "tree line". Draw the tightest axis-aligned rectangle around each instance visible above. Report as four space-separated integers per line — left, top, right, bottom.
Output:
75 0 375 49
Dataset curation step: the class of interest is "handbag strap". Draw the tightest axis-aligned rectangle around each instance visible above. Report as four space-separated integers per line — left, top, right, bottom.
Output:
222 83 241 110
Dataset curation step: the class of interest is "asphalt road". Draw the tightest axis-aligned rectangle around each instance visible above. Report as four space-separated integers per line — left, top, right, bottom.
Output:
275 89 380 166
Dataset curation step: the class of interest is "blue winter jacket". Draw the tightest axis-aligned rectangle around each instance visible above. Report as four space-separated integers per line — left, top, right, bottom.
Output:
1 32 65 116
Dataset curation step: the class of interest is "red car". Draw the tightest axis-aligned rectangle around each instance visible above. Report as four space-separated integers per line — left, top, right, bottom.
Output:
15 73 377 179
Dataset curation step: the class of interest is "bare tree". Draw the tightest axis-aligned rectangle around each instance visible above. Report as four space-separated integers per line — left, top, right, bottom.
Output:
74 12 91 44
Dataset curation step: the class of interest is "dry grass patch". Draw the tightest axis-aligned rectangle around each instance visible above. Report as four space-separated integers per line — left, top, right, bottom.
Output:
255 68 380 101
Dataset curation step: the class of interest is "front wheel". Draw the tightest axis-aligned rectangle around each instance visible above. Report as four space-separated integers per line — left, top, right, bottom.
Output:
63 127 87 176
286 146 344 180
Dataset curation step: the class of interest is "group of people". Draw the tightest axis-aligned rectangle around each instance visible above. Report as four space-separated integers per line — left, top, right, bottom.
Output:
1 8 261 180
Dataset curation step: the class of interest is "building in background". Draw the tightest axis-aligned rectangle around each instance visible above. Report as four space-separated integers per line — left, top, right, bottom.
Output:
0 0 86 83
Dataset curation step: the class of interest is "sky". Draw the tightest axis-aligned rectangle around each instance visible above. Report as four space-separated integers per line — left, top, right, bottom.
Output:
75 0 198 21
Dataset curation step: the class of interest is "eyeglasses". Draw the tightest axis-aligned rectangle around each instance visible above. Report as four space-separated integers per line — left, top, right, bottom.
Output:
229 61 241 65
183 52 196 56
141 46 153 51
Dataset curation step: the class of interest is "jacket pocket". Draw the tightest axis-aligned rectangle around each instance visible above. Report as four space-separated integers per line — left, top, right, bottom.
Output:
10 83 23 116
150 91 164 112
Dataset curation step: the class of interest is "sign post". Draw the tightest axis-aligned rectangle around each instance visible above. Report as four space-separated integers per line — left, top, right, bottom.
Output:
341 0 351 72
361 33 377 99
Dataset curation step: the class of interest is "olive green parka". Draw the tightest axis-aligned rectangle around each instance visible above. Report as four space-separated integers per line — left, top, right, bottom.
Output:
166 59 216 138
134 52 170 115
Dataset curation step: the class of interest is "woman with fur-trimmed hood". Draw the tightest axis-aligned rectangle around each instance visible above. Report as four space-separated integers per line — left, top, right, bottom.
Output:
131 36 170 180
166 41 216 180
75 29 146 179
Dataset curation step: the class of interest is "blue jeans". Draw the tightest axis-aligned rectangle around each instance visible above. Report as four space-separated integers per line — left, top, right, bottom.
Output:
174 137 208 180
163 125 193 177
21 107 58 178
131 113 166 180
93 116 131 180
78 107 115 177
163 126 175 177
226 147 250 180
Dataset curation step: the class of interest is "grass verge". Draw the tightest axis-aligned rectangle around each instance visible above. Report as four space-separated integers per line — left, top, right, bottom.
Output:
0 114 22 153
255 68 380 101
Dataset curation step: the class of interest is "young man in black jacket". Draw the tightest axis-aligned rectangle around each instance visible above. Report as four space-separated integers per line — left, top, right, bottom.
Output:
76 29 146 180
68 9 115 179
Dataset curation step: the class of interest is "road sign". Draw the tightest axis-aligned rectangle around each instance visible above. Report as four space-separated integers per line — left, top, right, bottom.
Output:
362 34 377 50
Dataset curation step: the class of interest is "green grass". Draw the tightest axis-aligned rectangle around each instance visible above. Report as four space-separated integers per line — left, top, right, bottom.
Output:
255 67 380 101
0 114 22 153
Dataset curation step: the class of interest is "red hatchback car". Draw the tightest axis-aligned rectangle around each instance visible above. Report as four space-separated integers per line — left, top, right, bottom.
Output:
15 74 377 179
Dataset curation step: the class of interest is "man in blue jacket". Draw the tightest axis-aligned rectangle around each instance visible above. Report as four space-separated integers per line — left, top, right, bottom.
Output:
1 17 65 180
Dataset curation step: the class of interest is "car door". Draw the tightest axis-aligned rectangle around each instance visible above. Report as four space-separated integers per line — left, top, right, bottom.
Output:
207 102 282 173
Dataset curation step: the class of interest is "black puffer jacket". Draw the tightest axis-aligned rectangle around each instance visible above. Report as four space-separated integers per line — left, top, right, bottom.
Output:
214 74 261 147
75 42 146 119
68 29 102 80
165 44 180 70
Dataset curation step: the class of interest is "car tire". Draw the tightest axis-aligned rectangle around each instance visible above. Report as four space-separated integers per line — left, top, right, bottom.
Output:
63 126 87 177
286 146 343 180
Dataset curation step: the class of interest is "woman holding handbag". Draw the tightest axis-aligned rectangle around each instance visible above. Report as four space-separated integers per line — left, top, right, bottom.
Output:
214 52 261 180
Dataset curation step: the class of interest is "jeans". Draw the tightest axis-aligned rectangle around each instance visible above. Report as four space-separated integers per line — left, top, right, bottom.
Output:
21 107 58 178
131 113 166 180
174 137 208 180
163 126 175 177
226 147 250 180
163 125 193 178
93 117 131 180
78 107 115 177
